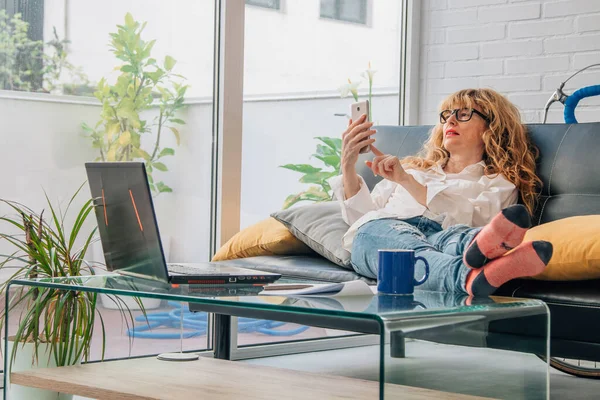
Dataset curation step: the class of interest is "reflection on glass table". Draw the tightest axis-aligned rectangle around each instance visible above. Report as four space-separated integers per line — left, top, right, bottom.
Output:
6 275 551 399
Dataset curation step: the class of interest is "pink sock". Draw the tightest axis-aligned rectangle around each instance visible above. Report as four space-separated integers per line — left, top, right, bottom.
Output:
466 241 553 296
464 204 531 269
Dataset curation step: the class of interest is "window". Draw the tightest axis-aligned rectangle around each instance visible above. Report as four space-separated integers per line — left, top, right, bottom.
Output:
320 0 367 25
1 0 44 40
237 0 401 350
246 0 281 10
1 0 45 90
0 0 216 358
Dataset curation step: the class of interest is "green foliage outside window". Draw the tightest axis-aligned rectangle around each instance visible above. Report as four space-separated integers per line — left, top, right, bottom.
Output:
0 10 89 93
0 10 43 91
81 13 189 194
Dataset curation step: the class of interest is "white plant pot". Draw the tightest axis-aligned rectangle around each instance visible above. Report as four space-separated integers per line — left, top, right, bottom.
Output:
3 338 78 400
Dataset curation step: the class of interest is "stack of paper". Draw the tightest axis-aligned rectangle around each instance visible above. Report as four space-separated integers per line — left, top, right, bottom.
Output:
260 280 375 297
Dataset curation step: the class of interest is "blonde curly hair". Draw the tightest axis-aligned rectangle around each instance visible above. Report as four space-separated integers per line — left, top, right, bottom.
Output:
402 88 541 216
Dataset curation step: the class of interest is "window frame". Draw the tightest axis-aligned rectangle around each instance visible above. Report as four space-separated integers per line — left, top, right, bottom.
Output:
319 0 369 26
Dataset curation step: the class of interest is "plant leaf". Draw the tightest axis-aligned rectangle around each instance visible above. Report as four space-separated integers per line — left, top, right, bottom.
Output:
313 155 340 169
279 164 321 174
131 148 151 161
315 144 336 156
120 65 135 73
156 182 173 193
164 55 176 71
169 127 180 145
153 162 168 172
299 171 338 184
158 148 175 158
124 13 135 28
118 131 131 146
281 188 330 209
315 136 342 152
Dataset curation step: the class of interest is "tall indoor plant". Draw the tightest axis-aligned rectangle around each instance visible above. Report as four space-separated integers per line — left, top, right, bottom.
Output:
82 13 189 194
0 184 140 399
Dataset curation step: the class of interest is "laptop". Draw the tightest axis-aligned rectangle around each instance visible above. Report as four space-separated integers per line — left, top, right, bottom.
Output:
85 162 281 286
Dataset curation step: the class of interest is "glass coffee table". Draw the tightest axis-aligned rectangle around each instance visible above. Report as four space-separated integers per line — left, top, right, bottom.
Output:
4 275 550 399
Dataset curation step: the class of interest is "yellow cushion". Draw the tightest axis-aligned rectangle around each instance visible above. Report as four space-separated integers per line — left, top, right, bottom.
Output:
525 216 600 281
211 217 313 261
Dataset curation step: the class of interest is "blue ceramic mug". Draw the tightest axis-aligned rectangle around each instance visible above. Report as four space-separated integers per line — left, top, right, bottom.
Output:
377 249 429 295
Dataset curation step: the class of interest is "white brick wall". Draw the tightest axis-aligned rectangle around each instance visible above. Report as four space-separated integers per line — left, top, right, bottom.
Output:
418 0 600 124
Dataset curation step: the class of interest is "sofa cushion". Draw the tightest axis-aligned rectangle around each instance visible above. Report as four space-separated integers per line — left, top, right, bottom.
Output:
525 215 600 281
271 202 352 269
211 217 313 261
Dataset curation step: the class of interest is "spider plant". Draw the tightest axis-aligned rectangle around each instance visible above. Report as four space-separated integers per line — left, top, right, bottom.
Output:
0 183 140 368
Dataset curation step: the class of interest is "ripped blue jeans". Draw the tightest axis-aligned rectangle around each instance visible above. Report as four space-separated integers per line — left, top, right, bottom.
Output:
351 217 482 293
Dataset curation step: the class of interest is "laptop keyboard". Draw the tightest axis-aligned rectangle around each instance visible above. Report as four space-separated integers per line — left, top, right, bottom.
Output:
167 263 230 275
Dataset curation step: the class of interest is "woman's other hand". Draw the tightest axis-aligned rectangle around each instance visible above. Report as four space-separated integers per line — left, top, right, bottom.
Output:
366 145 409 183
341 114 376 173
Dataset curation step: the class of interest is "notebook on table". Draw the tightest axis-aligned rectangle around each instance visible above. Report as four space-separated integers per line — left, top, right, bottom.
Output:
85 162 281 286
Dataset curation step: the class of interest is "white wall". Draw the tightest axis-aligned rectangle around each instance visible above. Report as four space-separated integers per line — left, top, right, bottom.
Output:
418 0 600 124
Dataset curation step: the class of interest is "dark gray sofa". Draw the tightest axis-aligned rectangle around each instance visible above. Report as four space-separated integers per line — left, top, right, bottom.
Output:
218 122 600 377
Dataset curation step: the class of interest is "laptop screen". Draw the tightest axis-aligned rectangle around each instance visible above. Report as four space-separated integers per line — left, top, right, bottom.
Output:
85 162 170 283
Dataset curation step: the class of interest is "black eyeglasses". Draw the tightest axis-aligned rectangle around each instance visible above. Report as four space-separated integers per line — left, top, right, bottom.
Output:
439 108 491 124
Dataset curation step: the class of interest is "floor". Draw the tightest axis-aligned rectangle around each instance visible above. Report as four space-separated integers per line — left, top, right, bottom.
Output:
244 341 591 400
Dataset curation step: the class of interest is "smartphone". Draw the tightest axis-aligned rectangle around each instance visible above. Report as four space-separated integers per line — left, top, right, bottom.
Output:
350 100 371 154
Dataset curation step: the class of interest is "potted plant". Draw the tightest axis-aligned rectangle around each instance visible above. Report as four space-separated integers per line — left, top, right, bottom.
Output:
0 184 141 400
82 13 189 195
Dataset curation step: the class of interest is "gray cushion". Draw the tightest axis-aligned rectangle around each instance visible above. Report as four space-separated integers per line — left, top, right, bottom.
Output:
271 202 352 269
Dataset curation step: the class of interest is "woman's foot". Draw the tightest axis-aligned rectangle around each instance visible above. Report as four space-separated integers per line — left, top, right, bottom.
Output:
464 204 532 269
466 240 553 297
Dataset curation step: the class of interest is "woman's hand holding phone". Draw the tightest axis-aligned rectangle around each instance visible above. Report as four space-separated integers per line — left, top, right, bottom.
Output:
341 114 377 173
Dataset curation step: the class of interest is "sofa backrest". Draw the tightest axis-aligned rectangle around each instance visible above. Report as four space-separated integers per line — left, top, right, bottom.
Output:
355 123 600 226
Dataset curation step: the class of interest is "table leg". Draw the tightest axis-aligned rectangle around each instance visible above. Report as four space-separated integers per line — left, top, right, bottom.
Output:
390 332 406 358
213 314 232 360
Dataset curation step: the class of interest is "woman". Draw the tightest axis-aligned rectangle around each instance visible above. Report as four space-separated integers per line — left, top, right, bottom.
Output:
328 88 553 296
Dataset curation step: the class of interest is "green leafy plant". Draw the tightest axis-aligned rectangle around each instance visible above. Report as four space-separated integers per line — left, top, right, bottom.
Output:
82 13 189 194
0 184 140 368
0 11 89 93
280 137 342 209
280 63 376 209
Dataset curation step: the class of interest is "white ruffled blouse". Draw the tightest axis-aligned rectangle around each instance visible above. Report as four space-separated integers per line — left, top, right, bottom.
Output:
328 161 518 251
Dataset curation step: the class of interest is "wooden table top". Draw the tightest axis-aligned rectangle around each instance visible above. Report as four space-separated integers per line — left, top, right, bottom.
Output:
11 355 496 400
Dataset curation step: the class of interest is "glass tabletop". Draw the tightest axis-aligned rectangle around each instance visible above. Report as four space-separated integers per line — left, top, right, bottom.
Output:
9 274 547 323
6 275 551 399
